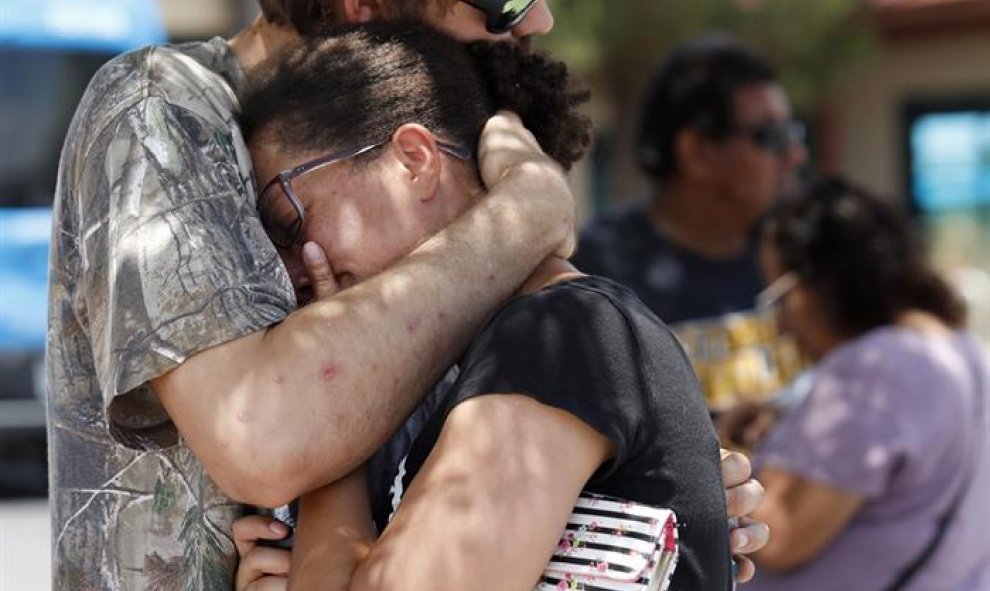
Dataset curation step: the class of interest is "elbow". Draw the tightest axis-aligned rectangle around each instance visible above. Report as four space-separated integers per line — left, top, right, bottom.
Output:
208 425 317 507
209 449 304 508
209 419 362 507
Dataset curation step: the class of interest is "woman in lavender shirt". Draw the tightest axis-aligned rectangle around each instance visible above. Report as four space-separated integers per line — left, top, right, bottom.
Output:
727 177 990 591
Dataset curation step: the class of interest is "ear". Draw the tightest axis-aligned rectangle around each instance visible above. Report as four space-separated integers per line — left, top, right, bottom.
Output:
673 129 715 181
339 0 384 23
390 123 443 203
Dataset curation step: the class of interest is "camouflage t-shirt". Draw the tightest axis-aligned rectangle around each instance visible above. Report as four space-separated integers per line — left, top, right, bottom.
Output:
47 38 295 590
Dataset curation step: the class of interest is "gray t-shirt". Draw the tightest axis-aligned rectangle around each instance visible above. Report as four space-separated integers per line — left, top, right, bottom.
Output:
751 327 990 591
47 38 294 589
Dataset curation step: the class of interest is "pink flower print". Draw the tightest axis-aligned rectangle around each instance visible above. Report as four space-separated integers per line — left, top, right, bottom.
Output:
559 532 575 553
589 521 600 531
556 581 568 591
596 561 610 573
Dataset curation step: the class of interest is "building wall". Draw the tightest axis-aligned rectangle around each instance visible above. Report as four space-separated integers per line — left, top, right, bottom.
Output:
833 31 990 197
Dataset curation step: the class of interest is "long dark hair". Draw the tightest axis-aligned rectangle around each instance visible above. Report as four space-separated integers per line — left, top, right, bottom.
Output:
241 22 591 171
762 177 967 335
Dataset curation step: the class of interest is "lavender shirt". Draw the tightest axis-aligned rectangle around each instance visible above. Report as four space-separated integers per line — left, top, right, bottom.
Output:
750 327 990 591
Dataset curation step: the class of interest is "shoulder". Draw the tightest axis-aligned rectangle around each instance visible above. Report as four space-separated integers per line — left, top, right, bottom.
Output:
472 276 680 360
822 327 960 380
72 40 240 145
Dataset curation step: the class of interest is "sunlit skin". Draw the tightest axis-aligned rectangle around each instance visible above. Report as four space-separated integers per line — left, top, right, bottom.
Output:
250 125 503 303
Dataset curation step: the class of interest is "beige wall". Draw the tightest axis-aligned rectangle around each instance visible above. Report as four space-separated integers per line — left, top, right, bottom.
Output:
833 31 990 197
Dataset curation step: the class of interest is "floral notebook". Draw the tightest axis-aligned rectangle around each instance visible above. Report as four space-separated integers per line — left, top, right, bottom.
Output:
534 492 678 591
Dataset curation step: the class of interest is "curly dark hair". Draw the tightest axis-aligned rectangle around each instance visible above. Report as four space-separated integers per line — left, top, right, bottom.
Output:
762 177 966 336
241 22 591 171
637 33 777 180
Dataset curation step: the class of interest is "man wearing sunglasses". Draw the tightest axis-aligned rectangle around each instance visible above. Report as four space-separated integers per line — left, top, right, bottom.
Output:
574 35 808 414
576 34 808 327
48 3 766 589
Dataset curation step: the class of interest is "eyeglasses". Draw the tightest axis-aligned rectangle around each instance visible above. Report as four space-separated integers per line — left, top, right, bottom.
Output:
258 138 471 249
460 0 539 34
733 120 806 157
756 272 799 311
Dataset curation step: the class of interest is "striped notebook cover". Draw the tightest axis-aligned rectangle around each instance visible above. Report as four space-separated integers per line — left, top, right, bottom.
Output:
533 492 678 591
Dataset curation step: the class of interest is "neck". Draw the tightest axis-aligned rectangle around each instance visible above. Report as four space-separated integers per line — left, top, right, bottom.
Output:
227 15 299 73
649 181 752 259
516 257 584 297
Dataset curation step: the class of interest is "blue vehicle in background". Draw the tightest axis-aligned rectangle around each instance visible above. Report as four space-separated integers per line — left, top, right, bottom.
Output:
0 0 165 496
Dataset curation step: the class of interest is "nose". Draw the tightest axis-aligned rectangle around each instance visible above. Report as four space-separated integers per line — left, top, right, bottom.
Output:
512 0 553 38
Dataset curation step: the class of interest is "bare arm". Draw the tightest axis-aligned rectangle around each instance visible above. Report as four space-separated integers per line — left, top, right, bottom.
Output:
152 114 575 507
285 394 613 591
751 466 864 572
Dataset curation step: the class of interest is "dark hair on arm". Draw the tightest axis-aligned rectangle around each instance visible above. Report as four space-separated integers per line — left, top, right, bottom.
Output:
240 22 591 171
762 176 967 336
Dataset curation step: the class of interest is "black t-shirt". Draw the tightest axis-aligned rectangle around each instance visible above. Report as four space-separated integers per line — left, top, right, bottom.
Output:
573 206 763 325
372 276 730 591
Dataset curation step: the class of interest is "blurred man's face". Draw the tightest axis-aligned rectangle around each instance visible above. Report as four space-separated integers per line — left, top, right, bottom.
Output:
423 0 554 46
712 82 807 229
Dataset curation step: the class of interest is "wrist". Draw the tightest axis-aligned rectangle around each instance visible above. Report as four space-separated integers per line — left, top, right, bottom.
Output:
492 160 574 256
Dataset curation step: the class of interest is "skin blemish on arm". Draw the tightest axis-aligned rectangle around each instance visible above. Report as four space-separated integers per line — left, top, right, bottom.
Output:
406 318 422 333
319 364 340 384
236 410 251 423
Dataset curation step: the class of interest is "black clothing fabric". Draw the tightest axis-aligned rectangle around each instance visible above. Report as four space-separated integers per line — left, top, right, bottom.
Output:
373 276 731 591
573 206 763 325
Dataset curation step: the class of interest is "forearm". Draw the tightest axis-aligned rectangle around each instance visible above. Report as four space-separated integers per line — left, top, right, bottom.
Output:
156 165 570 505
289 468 376 591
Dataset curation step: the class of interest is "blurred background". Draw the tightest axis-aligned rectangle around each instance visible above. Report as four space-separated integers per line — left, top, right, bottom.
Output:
1 0 989 587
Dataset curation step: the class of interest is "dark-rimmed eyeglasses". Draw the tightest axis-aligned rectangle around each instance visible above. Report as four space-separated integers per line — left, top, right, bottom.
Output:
460 0 539 34
258 138 471 249
734 120 806 157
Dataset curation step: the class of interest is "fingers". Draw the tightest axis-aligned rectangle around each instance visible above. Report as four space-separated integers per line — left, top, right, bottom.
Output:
236 546 291 591
302 241 339 300
720 448 752 489
233 515 290 561
726 477 765 519
731 517 769 555
238 546 291 581
733 555 757 584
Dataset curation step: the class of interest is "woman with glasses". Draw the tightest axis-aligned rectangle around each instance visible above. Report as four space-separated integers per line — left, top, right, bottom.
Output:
233 23 736 591
724 177 990 591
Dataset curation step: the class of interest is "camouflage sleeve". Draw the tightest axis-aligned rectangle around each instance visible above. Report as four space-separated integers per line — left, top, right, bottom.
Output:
74 95 295 450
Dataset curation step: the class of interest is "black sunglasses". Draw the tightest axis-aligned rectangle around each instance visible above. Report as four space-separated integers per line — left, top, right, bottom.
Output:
460 0 539 34
733 120 806 157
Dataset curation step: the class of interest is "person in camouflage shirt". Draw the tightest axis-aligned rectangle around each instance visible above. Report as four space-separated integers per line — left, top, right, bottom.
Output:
47 1 574 588
48 1 769 589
